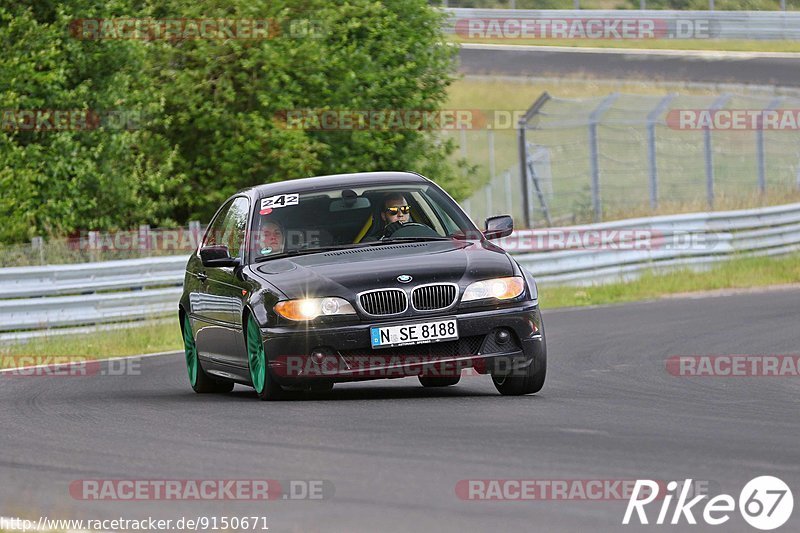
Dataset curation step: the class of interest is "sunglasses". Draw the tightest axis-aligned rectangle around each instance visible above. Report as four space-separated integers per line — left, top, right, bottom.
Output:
384 205 410 216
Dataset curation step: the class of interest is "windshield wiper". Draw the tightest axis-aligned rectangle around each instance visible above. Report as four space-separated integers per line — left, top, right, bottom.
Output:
253 237 464 263
378 237 452 244
253 243 374 262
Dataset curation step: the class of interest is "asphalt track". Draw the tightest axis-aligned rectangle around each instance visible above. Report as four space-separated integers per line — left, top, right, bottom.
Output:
459 44 800 86
1 288 799 532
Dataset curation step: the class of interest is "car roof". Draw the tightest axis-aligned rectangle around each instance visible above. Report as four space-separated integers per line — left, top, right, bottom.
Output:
242 171 431 198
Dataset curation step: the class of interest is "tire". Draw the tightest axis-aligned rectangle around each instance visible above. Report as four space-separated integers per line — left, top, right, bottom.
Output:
419 375 461 387
492 326 547 396
246 314 287 401
492 323 547 396
182 314 234 394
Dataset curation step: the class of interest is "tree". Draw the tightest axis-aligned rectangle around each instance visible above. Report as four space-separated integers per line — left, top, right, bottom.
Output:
148 0 462 223
0 1 181 243
0 0 461 242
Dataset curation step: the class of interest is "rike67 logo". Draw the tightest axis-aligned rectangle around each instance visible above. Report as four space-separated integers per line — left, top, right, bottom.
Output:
623 476 793 530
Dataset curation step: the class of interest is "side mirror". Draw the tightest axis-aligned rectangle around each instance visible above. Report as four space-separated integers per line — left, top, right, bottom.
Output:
200 245 241 268
484 215 514 240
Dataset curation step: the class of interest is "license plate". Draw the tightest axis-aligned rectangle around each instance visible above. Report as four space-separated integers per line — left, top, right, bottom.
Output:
370 318 458 349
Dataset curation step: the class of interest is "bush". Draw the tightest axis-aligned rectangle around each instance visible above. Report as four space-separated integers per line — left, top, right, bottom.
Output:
0 0 460 242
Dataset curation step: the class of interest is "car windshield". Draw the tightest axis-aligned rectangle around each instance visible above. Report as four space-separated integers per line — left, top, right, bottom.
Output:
249 183 479 262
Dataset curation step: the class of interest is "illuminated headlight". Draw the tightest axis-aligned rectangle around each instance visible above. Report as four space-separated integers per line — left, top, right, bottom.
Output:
461 277 526 303
275 297 356 321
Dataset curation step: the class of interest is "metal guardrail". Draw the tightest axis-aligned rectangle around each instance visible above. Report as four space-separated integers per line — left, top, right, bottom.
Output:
0 256 187 299
1 202 798 341
508 201 800 285
0 256 187 342
443 8 800 40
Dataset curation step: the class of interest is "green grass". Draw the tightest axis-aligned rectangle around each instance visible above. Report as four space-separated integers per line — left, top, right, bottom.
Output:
1 253 798 365
539 252 800 308
451 36 800 53
0 318 182 367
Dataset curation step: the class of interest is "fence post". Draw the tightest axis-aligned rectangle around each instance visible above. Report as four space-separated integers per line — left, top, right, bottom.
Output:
138 224 151 255
704 94 732 209
518 125 531 228
88 231 99 263
488 129 496 182
485 184 493 217
518 92 551 229
647 94 676 210
756 97 783 194
504 170 513 217
526 145 553 227
796 162 800 191
31 236 44 266
189 220 202 250
588 94 620 223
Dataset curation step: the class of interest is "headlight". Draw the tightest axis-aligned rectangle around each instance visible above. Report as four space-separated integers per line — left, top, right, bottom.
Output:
274 297 356 321
461 276 525 303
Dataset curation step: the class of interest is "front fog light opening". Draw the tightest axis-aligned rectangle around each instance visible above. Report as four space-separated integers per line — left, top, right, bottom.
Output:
311 348 327 364
309 347 341 371
495 329 511 345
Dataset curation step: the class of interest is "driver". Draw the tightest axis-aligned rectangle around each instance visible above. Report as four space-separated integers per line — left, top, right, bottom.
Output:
380 193 412 239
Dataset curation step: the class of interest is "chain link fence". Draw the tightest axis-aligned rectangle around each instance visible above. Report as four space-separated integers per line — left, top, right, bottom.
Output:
457 92 800 228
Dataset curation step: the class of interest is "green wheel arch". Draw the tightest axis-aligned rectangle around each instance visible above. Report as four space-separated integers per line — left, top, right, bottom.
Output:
182 313 198 387
246 314 267 394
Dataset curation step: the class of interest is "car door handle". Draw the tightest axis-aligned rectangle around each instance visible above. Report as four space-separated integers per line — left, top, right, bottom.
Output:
196 272 208 282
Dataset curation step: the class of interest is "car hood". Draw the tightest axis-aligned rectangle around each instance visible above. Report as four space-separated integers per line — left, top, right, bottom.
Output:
250 240 514 300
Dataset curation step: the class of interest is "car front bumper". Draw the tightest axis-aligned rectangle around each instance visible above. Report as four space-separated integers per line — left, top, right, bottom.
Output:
261 302 544 384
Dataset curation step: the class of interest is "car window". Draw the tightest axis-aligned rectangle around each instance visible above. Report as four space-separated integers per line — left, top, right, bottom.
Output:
410 191 447 235
202 200 234 249
249 183 479 261
202 197 250 259
418 192 461 235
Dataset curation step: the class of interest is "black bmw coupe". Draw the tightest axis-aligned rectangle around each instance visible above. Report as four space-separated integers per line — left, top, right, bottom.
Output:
180 171 546 400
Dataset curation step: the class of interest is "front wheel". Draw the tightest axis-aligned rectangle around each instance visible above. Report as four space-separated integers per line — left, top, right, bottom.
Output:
182 315 234 393
246 315 287 401
492 328 547 396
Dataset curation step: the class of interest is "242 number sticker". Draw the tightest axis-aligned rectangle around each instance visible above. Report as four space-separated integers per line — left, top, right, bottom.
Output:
261 194 299 212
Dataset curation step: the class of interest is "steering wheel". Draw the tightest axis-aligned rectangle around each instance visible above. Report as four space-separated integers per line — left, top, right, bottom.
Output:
385 222 440 239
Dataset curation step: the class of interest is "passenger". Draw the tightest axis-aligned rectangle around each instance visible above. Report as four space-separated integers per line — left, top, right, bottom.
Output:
255 220 285 256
